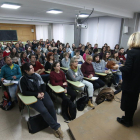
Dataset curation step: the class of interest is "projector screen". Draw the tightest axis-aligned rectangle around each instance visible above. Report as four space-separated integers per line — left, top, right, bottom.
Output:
0 30 18 41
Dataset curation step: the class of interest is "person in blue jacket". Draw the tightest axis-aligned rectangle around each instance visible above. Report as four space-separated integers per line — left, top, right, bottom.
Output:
0 56 22 101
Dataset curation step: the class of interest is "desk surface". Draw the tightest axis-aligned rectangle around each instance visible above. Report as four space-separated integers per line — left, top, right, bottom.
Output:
95 72 107 76
60 67 69 71
67 80 84 88
3 83 15 87
68 92 140 140
18 93 37 105
48 83 65 93
45 71 51 74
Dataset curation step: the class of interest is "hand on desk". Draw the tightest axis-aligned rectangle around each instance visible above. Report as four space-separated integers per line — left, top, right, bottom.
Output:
88 74 93 79
63 82 67 86
1 78 5 82
38 92 44 100
64 89 67 94
12 76 17 79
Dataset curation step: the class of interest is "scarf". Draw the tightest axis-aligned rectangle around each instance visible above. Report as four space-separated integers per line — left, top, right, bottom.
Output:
24 73 40 91
71 65 78 72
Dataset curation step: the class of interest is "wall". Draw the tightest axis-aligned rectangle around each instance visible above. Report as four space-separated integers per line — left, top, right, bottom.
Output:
0 23 36 41
120 13 140 50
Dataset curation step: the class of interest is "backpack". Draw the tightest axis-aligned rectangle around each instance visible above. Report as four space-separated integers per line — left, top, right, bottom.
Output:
62 99 77 121
95 87 114 105
0 91 14 111
76 96 88 111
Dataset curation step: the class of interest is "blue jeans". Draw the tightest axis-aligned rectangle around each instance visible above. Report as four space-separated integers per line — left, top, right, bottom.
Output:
8 84 18 101
30 92 60 130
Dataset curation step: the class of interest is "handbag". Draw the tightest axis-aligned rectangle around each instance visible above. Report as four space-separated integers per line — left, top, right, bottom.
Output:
27 114 49 134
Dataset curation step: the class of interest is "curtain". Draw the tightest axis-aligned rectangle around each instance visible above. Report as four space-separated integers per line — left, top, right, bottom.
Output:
36 25 49 41
52 24 74 47
81 16 122 49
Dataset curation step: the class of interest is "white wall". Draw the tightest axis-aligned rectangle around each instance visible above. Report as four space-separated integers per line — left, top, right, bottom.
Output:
81 17 122 49
53 24 74 47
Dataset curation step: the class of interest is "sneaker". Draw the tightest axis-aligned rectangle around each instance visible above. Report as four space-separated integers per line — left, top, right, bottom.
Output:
55 127 63 140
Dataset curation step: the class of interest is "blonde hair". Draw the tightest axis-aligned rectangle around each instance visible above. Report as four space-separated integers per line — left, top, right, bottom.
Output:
63 52 69 58
86 55 93 61
128 32 140 48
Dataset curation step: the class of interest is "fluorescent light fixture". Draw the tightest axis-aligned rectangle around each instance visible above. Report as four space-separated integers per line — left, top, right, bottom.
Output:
46 9 63 14
1 3 21 9
79 13 89 18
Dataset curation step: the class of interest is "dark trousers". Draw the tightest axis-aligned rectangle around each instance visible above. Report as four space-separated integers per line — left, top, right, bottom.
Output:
125 110 135 122
57 86 76 102
41 74 50 83
30 92 60 130
92 79 105 91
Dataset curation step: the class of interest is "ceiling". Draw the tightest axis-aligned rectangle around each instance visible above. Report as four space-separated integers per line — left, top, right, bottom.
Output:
0 0 139 25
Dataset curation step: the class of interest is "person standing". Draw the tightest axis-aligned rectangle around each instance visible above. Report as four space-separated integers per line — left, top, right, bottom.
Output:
117 32 140 127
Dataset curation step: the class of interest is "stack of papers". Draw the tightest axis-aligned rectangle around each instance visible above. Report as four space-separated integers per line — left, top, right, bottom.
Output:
3 80 18 84
91 77 99 80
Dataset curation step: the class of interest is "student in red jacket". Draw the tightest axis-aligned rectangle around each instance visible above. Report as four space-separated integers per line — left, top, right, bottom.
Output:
118 48 126 63
81 55 105 91
3 47 11 57
50 61 76 102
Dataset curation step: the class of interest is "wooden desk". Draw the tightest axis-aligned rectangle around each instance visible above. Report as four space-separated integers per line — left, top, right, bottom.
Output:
48 83 65 93
67 80 84 88
95 72 107 76
68 93 140 140
45 71 50 74
60 67 68 71
18 93 37 105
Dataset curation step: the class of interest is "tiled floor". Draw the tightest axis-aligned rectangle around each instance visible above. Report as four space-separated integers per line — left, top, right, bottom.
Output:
0 88 102 140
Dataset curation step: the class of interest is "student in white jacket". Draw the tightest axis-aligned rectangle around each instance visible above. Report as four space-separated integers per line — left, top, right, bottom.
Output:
73 50 85 64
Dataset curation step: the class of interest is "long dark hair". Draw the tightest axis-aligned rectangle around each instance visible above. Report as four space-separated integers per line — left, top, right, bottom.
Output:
10 48 19 58
114 44 119 50
20 51 27 59
112 51 119 61
103 52 110 62
93 54 100 63
101 46 106 53
51 61 60 71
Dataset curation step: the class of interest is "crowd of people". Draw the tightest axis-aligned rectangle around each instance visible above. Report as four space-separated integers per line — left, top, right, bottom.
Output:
0 39 129 139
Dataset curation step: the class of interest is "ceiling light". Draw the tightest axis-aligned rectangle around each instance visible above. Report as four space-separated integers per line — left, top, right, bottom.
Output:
79 13 89 18
1 3 21 9
46 9 63 14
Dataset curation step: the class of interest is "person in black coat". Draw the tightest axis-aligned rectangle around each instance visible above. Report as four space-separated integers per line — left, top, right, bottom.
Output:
117 32 140 127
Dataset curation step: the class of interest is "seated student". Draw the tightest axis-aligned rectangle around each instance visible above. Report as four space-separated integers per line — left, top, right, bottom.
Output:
118 47 126 63
32 40 38 51
0 43 4 51
0 56 22 101
43 44 48 54
20 63 63 139
73 50 85 64
50 61 76 102
77 43 82 50
19 51 29 66
71 47 77 58
102 52 111 63
25 40 30 50
80 45 85 56
35 49 45 65
100 46 106 59
66 58 95 108
92 54 118 88
10 48 20 65
53 49 59 62
57 45 63 55
26 46 34 58
46 45 52 55
37 45 44 54
29 54 49 84
3 47 11 57
93 44 98 49
19 43 25 52
15 43 22 54
114 44 119 52
81 55 105 91
85 42 90 50
66 43 72 54
83 49 89 61
61 52 70 68
91 48 98 57
45 52 54 71
111 51 122 84
60 47 71 60
87 44 93 55
0 50 5 70
72 43 76 50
